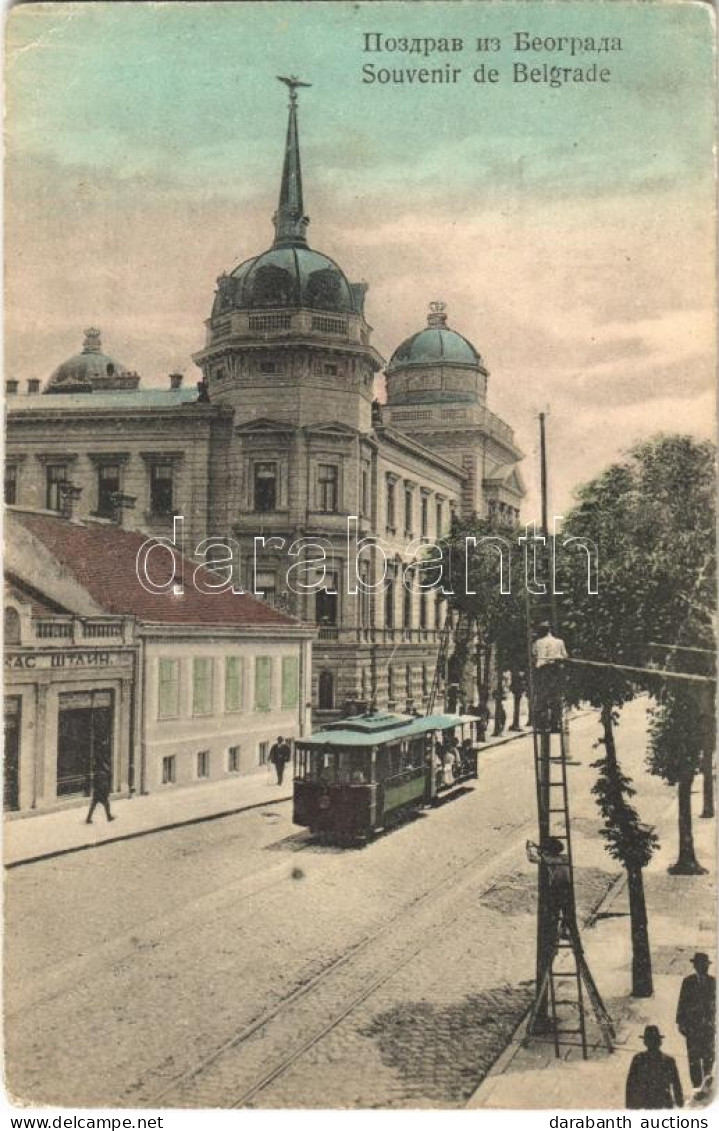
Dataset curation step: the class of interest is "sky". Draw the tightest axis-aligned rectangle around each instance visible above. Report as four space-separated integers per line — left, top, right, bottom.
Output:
5 0 716 518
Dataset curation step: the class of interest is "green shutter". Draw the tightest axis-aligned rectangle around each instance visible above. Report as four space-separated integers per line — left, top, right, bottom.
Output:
193 657 213 715
158 659 179 718
255 656 272 711
281 656 299 709
225 656 243 712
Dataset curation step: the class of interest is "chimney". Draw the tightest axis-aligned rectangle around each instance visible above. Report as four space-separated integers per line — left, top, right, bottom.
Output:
197 379 210 403
6 380 18 396
27 379 41 395
169 373 183 390
59 482 83 523
110 492 137 528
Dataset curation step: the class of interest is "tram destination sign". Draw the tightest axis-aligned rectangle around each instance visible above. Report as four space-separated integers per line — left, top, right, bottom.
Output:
4 650 133 670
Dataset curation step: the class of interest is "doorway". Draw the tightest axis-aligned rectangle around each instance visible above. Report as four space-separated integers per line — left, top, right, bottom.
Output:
56 690 114 798
4 696 21 811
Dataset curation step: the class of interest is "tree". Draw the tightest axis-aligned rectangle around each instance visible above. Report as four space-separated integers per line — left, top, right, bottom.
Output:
591 708 659 996
647 689 707 875
560 461 659 996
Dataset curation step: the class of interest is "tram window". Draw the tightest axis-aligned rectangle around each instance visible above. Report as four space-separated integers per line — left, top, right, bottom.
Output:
337 749 369 784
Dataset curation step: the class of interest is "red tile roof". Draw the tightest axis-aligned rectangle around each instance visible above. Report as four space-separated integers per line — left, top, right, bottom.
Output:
5 577 71 618
11 511 300 629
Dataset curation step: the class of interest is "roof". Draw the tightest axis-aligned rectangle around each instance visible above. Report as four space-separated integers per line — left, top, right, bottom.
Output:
8 510 303 631
387 326 482 374
297 712 469 748
213 244 357 316
7 388 200 413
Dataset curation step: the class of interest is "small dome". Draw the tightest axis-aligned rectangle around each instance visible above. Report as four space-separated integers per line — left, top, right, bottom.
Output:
213 246 355 316
45 329 140 394
387 304 482 374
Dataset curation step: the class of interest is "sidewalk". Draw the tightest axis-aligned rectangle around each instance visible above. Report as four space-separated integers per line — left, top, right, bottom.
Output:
467 788 716 1110
3 722 528 869
4 768 293 868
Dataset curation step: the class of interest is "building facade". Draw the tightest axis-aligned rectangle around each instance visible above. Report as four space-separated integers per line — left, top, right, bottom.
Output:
5 510 313 815
5 79 524 721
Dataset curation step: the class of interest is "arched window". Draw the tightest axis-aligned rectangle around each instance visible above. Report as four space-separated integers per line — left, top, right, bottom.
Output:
318 670 334 710
4 607 21 645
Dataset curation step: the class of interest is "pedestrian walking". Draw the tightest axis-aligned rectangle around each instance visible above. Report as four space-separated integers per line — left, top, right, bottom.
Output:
85 761 115 824
269 735 290 785
676 952 715 1098
626 1025 684 1109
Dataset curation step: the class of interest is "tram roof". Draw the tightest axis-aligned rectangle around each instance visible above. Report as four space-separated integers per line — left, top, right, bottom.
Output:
297 712 469 748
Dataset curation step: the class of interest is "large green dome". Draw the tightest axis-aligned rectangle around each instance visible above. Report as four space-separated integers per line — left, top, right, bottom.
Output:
213 245 356 316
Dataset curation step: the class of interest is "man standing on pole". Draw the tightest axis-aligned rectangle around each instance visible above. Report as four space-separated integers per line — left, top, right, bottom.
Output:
532 622 567 733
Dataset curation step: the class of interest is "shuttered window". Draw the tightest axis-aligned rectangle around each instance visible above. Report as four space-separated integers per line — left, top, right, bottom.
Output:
158 659 180 719
225 656 244 712
193 658 213 716
281 656 299 710
255 657 272 711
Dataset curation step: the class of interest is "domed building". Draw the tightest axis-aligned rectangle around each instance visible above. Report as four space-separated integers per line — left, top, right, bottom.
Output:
45 328 140 394
383 302 524 525
6 76 525 735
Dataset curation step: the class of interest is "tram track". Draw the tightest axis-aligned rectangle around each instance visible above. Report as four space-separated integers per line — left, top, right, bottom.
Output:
148 814 536 1107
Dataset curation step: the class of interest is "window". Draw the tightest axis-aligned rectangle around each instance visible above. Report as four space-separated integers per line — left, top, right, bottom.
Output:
386 480 396 530
214 366 226 382
406 664 412 698
387 665 394 702
150 462 174 516
4 607 21 645
318 464 339 513
361 468 369 517
282 656 299 709
435 594 443 629
158 659 180 719
318 671 334 710
436 501 443 536
254 462 277 512
421 495 429 537
260 361 277 374
420 591 428 629
403 582 412 629
316 572 338 626
422 664 428 697
225 656 244 712
162 756 176 785
228 746 240 773
197 750 210 778
385 575 395 628
404 488 413 535
4 464 17 505
45 464 67 512
255 656 273 711
97 463 120 517
193 657 213 716
323 363 338 377
254 571 277 605
258 741 269 766
359 560 371 627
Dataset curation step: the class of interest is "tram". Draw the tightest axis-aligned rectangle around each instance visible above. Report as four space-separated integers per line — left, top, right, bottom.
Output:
292 712 478 842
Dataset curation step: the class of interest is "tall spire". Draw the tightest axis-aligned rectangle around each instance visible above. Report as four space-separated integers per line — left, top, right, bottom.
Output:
273 75 312 248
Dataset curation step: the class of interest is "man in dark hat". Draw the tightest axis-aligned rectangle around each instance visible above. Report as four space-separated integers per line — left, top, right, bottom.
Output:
626 1025 684 1109
526 836 575 942
85 760 115 824
676 952 715 1096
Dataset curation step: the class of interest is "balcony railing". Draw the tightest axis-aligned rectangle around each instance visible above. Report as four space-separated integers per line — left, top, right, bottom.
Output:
312 626 443 646
208 308 361 347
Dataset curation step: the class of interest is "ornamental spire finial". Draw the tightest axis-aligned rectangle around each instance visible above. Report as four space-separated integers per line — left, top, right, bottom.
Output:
272 76 312 248
427 301 448 328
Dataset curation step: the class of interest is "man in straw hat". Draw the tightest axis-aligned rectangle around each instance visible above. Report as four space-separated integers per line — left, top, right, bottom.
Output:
626 1025 683 1109
677 952 715 1098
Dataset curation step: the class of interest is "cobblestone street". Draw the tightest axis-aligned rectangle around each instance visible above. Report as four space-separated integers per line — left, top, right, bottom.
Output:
5 702 679 1108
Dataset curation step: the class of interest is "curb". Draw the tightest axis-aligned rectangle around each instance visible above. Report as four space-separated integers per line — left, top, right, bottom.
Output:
4 793 293 870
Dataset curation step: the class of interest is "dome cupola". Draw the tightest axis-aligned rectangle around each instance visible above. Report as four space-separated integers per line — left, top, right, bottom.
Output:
385 302 488 407
45 329 140 394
